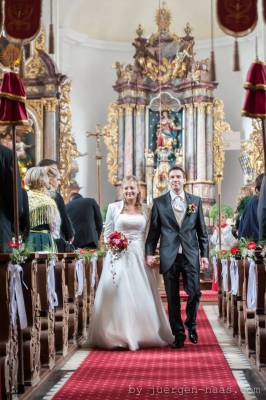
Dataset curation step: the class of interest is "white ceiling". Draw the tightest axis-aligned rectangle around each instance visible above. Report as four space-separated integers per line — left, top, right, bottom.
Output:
59 0 225 42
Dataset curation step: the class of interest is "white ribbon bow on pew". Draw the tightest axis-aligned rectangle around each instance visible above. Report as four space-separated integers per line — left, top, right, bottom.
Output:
8 263 28 329
221 258 228 292
212 256 218 284
90 254 98 289
247 258 257 311
75 258 84 297
230 257 239 295
47 259 58 309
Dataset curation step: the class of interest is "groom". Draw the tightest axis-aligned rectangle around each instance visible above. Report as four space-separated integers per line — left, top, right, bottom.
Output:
146 165 209 348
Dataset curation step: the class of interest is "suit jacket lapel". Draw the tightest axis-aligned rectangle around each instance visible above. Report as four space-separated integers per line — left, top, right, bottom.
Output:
180 192 191 228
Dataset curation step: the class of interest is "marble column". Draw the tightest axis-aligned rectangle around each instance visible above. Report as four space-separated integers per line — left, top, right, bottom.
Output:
135 105 145 181
206 104 214 181
124 104 134 176
117 107 124 181
185 104 195 181
44 98 58 159
196 103 206 181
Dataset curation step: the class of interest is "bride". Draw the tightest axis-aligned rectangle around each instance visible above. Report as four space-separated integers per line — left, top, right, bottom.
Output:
88 175 174 351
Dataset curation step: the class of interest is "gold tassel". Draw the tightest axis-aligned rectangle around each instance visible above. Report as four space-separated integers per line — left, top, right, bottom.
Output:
233 38 240 71
210 50 216 82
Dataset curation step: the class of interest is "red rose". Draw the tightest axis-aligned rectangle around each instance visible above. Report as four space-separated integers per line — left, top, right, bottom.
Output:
79 248 85 254
89 249 96 253
247 241 256 250
231 246 238 255
8 241 19 248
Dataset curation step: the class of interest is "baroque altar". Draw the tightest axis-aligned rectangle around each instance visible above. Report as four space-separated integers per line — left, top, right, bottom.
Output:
103 3 230 220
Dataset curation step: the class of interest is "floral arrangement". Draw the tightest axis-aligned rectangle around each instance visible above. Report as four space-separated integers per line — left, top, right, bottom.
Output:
210 248 230 259
107 231 129 258
187 203 197 215
238 238 257 259
8 237 30 265
74 247 105 262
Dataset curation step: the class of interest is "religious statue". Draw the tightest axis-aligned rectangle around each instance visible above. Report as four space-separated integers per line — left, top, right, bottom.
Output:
156 110 181 149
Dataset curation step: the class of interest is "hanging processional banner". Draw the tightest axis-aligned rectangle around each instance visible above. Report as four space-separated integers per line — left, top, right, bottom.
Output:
217 0 258 37
4 0 42 41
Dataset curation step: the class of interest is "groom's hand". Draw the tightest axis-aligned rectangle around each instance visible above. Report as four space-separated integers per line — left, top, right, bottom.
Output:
146 255 157 267
200 257 209 270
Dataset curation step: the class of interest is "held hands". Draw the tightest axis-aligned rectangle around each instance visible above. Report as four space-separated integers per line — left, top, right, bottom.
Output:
146 255 157 268
200 257 209 270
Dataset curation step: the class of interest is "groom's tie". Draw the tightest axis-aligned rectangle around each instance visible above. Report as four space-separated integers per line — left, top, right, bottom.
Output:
172 195 186 226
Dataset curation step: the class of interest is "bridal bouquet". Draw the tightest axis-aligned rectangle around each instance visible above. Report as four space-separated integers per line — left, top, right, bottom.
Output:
107 231 128 286
107 231 129 259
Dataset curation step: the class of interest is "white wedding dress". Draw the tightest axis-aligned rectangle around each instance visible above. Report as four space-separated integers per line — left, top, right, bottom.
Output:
88 212 174 351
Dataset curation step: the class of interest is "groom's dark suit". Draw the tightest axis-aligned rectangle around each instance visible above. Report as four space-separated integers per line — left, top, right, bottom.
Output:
145 191 209 340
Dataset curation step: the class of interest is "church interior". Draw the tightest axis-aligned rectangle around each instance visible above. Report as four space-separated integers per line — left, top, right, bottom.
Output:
0 0 266 399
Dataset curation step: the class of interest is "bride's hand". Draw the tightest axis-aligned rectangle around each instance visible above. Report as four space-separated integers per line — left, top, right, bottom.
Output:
146 255 157 267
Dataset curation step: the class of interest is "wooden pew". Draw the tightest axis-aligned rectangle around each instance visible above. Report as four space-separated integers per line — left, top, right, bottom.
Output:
64 255 79 346
22 257 41 386
54 255 69 357
237 259 245 346
0 255 18 399
243 258 256 357
35 255 55 370
255 252 266 368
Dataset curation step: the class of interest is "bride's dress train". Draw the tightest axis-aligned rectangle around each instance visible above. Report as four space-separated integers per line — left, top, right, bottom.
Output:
88 213 174 351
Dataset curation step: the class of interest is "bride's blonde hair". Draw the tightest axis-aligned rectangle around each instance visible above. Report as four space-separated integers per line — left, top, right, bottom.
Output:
122 175 142 209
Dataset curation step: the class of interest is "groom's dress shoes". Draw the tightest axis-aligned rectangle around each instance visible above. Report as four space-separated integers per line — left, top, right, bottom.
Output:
188 330 198 344
172 335 185 349
172 339 185 349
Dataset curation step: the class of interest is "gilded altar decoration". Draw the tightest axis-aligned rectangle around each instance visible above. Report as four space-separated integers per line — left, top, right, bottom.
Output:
102 102 119 185
241 119 264 180
5 0 41 41
213 98 231 183
59 80 81 199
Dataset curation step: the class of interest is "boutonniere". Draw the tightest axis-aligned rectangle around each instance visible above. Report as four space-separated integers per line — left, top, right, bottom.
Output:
187 203 197 215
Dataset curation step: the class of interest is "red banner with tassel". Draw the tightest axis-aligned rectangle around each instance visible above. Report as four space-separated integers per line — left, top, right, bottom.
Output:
264 0 266 23
217 0 258 71
5 0 42 41
217 0 258 36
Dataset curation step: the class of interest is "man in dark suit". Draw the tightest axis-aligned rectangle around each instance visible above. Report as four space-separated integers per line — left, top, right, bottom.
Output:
238 173 264 241
38 159 74 251
257 175 266 241
146 165 209 348
66 193 103 249
0 142 23 252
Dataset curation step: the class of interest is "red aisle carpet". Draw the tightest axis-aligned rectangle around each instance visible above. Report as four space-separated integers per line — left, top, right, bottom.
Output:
53 306 244 400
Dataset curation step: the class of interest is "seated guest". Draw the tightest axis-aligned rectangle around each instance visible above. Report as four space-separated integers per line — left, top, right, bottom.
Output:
25 166 60 252
66 193 103 249
238 173 264 241
210 212 236 251
0 139 23 252
38 159 74 251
